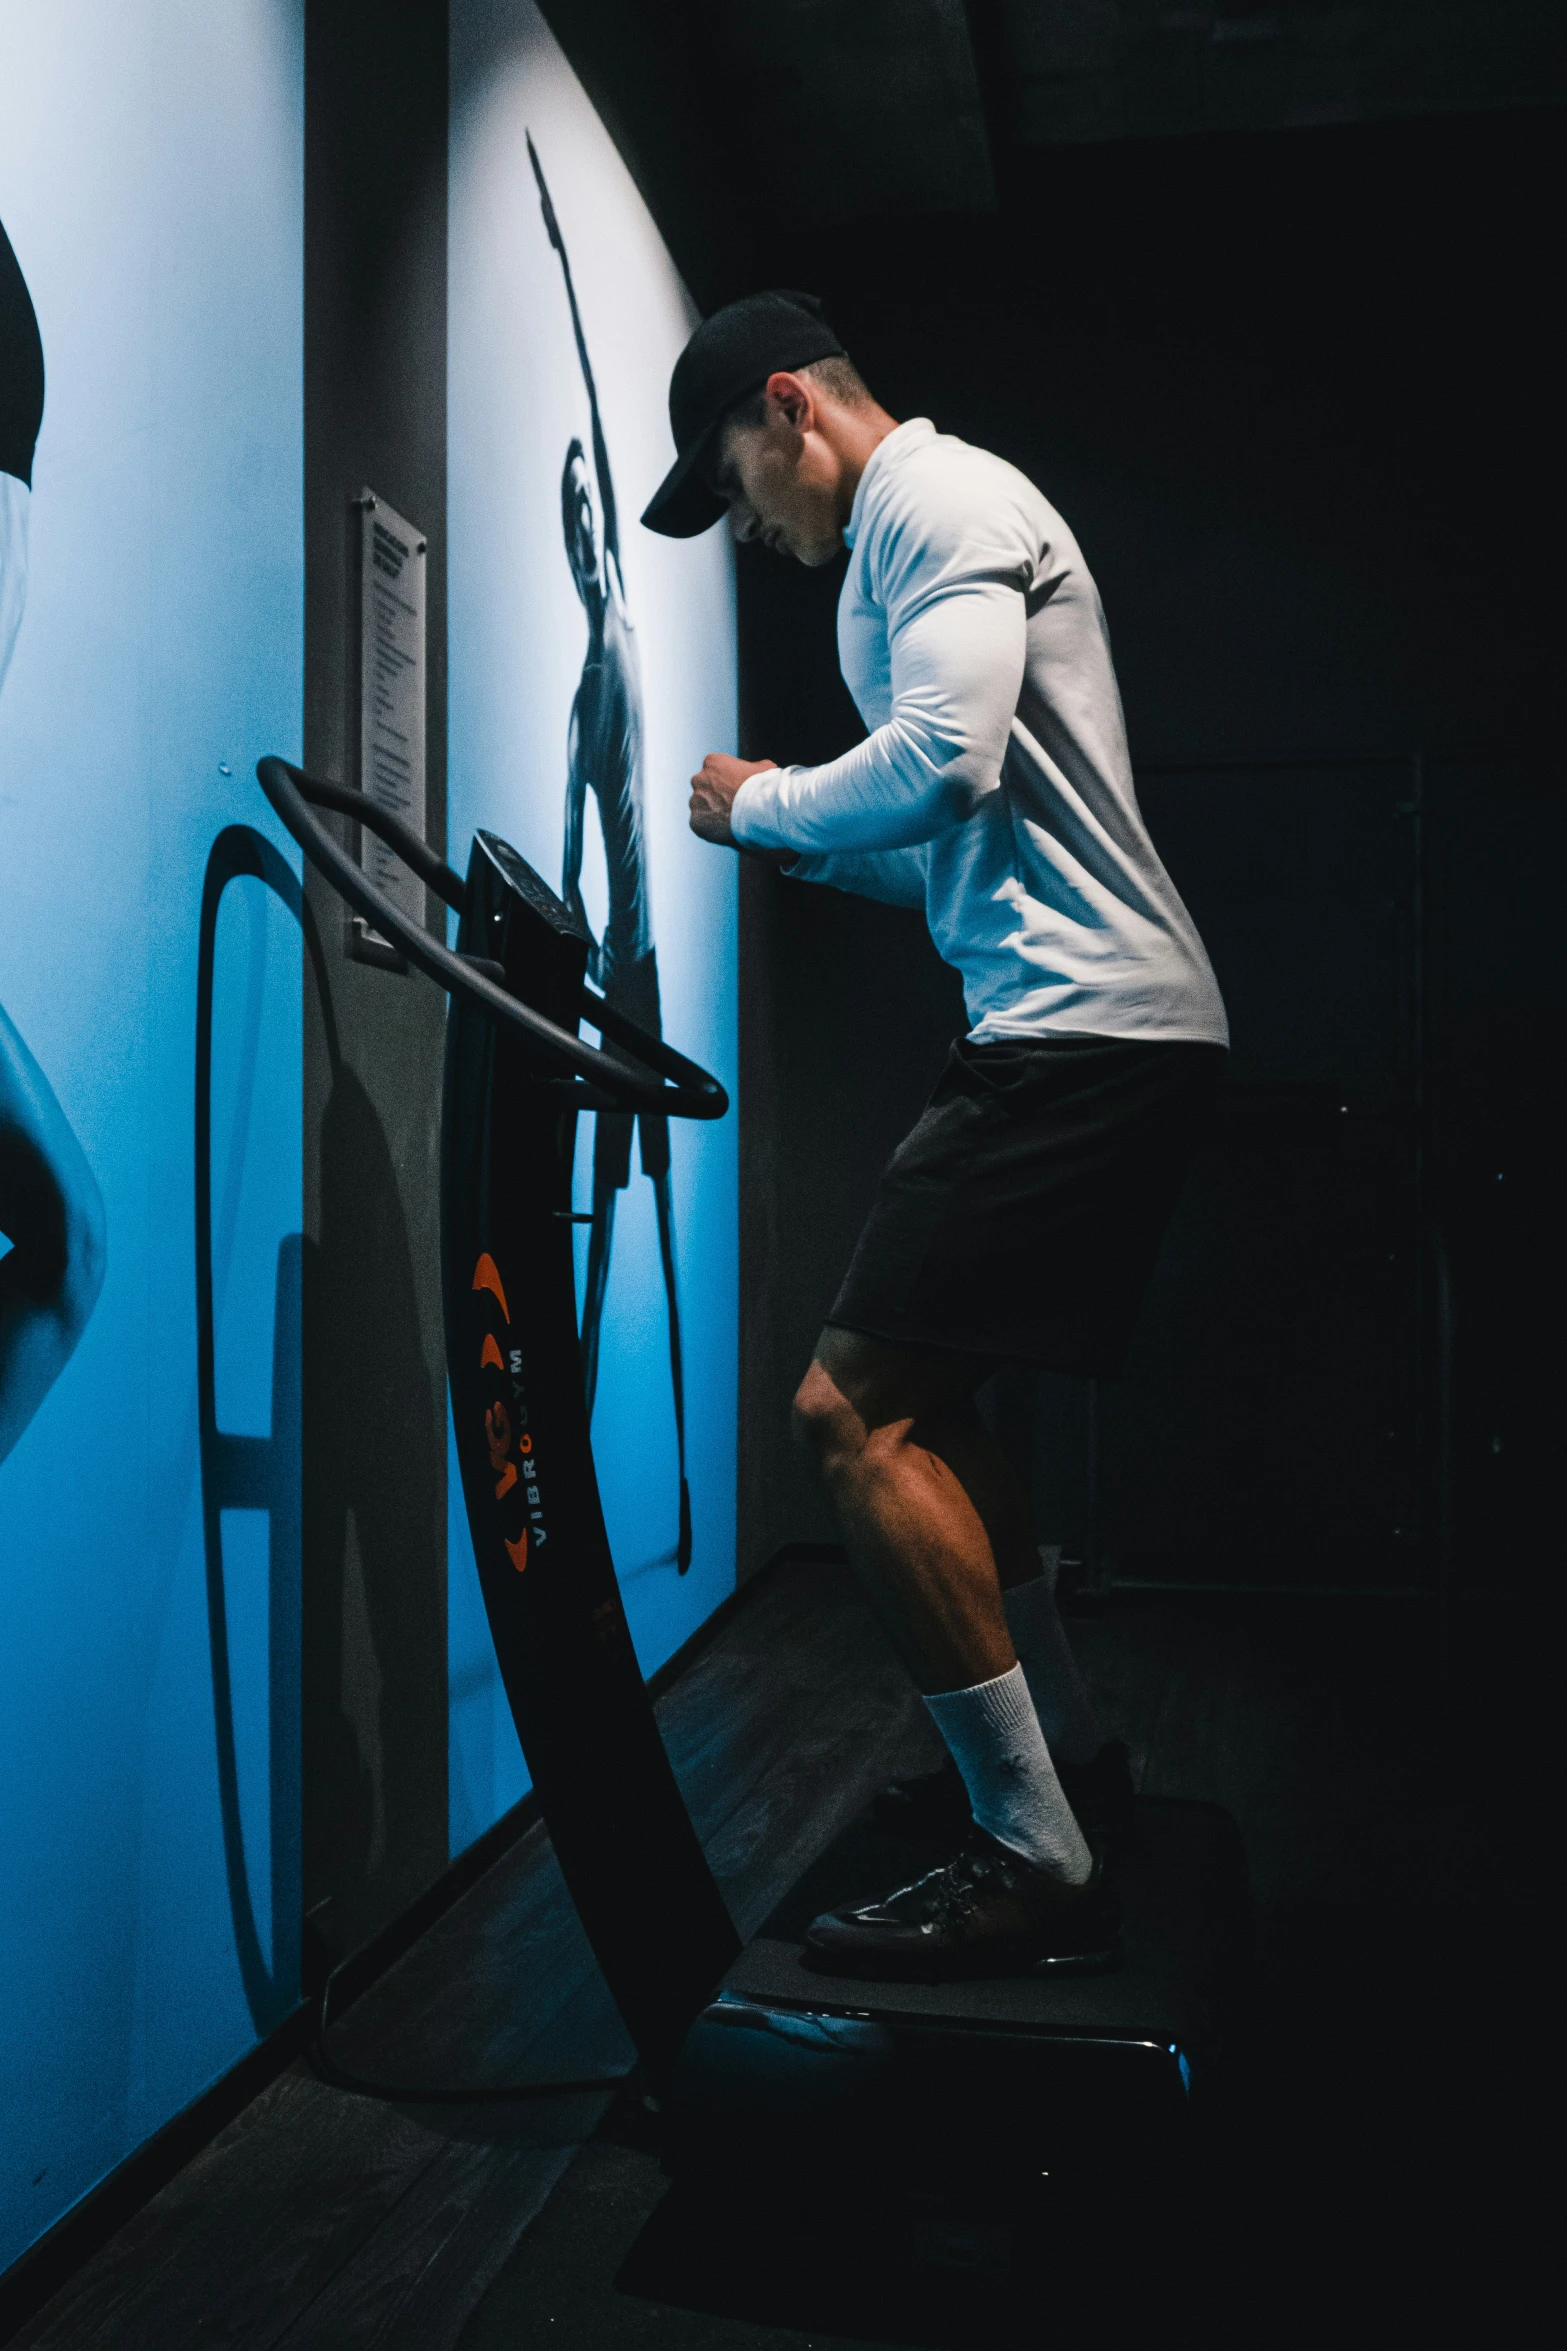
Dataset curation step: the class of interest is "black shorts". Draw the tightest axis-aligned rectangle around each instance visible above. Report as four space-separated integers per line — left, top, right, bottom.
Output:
826 1033 1226 1377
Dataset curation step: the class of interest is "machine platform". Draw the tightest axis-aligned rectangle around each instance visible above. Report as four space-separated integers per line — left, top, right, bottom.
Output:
674 1796 1250 2187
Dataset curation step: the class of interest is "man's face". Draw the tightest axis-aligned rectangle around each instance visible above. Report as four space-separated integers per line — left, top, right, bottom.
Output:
709 393 846 569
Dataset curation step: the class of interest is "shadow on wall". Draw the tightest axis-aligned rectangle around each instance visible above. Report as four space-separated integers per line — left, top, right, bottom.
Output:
197 816 450 2010
196 825 310 2033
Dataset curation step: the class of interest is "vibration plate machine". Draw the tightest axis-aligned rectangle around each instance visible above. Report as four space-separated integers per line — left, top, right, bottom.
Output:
259 756 1249 2203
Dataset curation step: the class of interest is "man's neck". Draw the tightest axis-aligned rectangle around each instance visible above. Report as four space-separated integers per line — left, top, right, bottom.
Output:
830 405 901 533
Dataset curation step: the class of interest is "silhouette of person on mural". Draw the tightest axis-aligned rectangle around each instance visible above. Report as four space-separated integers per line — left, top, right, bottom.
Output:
0 218 106 1468
528 135 691 1573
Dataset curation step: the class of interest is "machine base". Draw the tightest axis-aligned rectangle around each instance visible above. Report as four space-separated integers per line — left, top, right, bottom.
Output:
669 1797 1250 2188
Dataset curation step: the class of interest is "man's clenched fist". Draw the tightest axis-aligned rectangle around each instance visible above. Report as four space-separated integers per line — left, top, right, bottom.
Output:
688 753 777 848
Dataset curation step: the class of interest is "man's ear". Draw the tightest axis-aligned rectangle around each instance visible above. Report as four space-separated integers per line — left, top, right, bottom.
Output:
764 371 814 434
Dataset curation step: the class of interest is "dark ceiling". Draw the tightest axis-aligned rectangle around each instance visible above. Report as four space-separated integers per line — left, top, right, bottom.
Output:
541 1 1562 301
714 0 1563 223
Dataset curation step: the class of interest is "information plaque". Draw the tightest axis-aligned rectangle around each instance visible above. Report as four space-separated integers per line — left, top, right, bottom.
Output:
353 489 427 965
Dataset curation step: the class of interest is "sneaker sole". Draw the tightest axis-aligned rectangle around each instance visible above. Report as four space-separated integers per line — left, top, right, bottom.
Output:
1031 1934 1125 1977
801 1931 1125 1984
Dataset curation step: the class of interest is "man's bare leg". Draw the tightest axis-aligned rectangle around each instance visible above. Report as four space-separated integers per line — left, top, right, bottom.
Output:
834 1377 1110 1776
798 1334 1108 1748
908 1401 1050 1593
793 1325 1015 1694
794 1324 1093 1889
925 1387 1109 1765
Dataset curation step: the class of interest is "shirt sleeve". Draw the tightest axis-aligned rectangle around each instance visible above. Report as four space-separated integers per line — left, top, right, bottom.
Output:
783 843 928 909
730 487 1033 856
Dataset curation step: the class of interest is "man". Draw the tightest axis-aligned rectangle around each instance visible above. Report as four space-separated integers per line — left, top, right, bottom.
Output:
530 136 692 1574
642 292 1227 1976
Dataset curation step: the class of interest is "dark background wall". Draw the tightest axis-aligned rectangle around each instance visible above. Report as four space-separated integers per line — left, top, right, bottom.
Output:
541 0 1560 1596
786 115 1554 768
302 0 452 1968
734 107 1562 1593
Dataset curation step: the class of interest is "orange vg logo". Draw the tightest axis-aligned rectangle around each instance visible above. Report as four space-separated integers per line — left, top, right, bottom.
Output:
471 1251 546 1572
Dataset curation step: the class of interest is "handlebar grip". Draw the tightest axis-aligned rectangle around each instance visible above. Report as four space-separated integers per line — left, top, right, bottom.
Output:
257 757 727 1121
286 769 468 913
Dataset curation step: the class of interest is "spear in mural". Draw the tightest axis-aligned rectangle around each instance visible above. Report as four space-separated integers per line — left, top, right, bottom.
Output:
527 131 620 581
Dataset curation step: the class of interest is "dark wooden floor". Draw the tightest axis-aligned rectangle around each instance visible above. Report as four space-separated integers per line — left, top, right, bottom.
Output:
458 1592 1541 2348
14 1564 938 2351
18 1567 1543 2348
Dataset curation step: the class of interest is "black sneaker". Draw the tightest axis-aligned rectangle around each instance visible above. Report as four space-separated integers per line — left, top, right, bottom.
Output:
803 1828 1123 1981
873 1740 1137 1852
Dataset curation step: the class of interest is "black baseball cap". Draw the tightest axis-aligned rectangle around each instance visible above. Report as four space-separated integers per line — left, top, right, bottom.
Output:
641 289 846 539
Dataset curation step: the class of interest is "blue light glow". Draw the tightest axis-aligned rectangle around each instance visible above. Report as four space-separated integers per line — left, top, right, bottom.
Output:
0 0 303 2270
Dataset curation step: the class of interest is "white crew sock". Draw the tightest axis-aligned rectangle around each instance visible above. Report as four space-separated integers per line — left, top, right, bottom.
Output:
1003 1552 1106 1769
924 1663 1093 1884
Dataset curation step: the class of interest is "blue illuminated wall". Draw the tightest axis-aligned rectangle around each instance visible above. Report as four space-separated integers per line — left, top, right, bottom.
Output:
0 0 303 2271
0 0 740 2267
447 0 739 1848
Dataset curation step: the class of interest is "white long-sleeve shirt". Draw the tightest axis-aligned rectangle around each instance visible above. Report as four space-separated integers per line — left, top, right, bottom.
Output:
729 418 1228 1048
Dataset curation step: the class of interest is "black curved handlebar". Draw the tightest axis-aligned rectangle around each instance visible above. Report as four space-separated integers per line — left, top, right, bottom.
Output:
257 757 727 1121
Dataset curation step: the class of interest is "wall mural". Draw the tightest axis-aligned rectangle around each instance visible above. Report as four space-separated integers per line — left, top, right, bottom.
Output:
530 135 691 1574
0 223 106 1470
0 2 302 2272
448 0 737 1848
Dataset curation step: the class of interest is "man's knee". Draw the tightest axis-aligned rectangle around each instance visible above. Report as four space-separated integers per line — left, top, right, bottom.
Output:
792 1358 861 1468
805 1328 987 1440
793 1325 913 1467
793 1339 937 1508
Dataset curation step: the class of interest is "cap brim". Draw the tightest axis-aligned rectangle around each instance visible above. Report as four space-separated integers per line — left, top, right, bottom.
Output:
640 436 727 539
